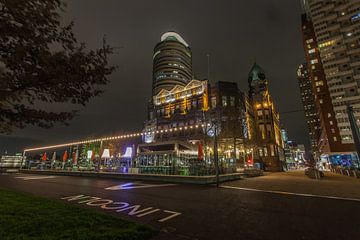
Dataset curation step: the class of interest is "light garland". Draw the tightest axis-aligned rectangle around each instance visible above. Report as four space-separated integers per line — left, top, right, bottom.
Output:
24 123 206 152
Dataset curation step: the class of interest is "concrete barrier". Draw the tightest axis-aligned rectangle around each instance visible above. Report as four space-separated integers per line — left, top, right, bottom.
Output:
20 169 243 185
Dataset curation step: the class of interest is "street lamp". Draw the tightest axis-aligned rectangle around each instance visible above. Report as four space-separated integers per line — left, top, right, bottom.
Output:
203 121 220 187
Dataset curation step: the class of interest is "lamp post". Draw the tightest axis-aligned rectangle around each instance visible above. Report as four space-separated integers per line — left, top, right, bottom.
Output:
20 150 26 171
213 123 219 187
203 120 220 187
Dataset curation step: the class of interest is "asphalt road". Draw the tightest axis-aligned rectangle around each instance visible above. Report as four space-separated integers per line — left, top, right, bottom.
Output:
1 172 360 240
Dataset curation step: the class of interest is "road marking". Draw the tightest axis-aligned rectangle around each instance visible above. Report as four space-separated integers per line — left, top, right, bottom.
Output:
16 176 57 180
221 185 360 202
105 182 176 190
61 194 182 223
137 209 161 217
158 210 182 222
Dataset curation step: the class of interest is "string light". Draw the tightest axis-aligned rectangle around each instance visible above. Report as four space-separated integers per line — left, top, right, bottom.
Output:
24 123 206 152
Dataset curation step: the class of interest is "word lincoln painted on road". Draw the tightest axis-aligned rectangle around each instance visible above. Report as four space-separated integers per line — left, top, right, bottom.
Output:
61 194 181 223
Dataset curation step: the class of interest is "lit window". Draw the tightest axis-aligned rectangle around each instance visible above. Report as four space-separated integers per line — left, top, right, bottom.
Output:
211 97 217 108
315 81 324 86
308 49 316 54
263 147 268 156
222 96 228 107
311 59 319 64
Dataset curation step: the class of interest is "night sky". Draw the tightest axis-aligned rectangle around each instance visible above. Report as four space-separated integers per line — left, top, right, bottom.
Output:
0 0 307 154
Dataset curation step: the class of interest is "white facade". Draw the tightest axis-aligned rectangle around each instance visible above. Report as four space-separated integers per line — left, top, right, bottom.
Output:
306 0 360 144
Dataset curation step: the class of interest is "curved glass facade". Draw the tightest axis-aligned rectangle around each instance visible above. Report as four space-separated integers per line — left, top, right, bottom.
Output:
152 32 192 95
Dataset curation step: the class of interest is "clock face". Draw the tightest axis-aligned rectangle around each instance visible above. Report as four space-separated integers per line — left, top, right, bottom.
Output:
206 124 220 137
207 128 215 137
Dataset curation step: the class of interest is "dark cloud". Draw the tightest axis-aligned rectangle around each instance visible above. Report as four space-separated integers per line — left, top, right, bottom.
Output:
1 0 308 153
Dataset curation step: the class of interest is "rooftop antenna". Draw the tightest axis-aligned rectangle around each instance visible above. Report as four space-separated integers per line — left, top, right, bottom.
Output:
207 53 211 83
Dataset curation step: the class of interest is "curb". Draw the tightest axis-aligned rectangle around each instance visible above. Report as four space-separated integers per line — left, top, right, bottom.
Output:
20 169 244 185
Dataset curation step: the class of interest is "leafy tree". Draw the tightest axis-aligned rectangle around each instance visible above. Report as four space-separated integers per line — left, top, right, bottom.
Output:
0 0 115 133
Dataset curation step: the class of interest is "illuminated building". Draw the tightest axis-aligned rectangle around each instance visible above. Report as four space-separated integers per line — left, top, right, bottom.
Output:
301 1 358 165
0 154 25 172
297 64 320 153
287 142 306 169
142 79 247 171
208 81 247 163
247 63 285 171
145 79 209 143
152 31 192 95
144 32 248 169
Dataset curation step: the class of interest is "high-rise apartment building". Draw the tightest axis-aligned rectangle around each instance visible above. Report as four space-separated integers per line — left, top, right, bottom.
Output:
297 64 320 153
152 32 192 95
301 0 359 165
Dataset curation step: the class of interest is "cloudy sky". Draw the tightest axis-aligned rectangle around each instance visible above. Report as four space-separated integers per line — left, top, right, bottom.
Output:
0 0 307 153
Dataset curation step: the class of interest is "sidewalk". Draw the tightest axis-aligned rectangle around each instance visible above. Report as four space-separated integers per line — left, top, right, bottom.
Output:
223 170 360 199
20 169 243 184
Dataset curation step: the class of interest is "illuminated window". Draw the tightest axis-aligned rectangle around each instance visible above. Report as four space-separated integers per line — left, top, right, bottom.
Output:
311 59 318 64
319 40 335 48
315 81 323 86
270 145 275 156
211 97 217 108
222 96 228 107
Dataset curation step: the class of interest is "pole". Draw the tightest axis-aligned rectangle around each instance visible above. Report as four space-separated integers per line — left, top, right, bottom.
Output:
214 123 219 187
98 140 103 172
207 53 211 83
20 151 26 171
